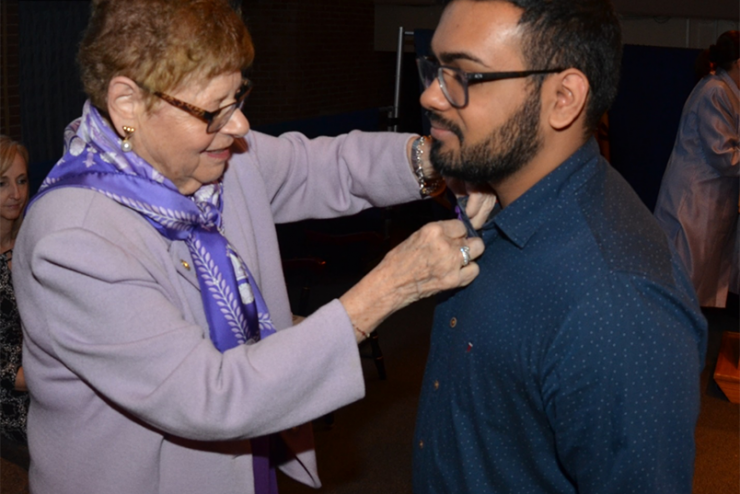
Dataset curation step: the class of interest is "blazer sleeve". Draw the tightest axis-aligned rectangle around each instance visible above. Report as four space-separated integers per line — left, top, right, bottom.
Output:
697 84 740 178
236 130 422 224
16 191 365 442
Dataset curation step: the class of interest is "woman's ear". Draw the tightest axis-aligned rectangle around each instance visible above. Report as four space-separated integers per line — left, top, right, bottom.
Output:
546 69 590 132
107 76 143 137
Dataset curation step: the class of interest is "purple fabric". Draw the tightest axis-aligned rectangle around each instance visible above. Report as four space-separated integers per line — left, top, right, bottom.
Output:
31 101 278 493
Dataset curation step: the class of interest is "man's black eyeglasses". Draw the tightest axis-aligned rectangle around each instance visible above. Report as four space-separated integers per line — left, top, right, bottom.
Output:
137 79 253 134
416 56 565 108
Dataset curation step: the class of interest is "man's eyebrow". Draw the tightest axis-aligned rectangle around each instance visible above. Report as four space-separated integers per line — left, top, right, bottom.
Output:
436 51 488 67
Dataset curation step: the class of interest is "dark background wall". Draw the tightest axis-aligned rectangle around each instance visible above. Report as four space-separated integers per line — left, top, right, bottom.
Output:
0 0 412 194
1 0 22 141
16 1 89 166
0 0 402 166
241 0 396 128
612 0 738 19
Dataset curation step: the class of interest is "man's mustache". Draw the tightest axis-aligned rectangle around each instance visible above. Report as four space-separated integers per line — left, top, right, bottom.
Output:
425 111 464 143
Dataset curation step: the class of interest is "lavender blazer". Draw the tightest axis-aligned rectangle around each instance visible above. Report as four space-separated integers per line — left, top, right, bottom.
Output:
14 130 420 494
654 69 740 307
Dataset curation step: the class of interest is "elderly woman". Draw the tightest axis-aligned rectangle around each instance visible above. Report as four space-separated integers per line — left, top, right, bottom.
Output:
13 1 488 493
654 30 739 308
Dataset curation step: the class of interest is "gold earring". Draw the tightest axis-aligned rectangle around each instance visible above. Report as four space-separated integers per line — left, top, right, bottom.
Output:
121 126 135 152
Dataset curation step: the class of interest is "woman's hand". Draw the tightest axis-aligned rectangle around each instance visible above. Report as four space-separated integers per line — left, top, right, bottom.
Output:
446 178 497 230
407 135 497 230
340 219 484 342
463 185 497 229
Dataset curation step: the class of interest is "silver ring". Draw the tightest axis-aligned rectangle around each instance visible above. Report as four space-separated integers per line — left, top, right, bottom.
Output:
460 245 471 267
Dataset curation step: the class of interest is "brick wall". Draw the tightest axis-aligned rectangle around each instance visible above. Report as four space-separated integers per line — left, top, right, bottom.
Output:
0 0 22 141
241 0 397 127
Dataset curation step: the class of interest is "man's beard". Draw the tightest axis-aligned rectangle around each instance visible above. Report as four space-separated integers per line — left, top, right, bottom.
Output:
427 86 544 185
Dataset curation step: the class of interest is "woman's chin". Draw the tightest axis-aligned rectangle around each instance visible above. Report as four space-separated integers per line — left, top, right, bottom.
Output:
0 208 22 223
178 171 226 195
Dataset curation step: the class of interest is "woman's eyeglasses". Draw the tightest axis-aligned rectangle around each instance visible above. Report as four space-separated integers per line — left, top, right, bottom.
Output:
137 79 253 133
416 56 564 108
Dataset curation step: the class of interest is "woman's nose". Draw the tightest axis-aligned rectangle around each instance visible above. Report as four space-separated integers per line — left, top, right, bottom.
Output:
222 108 250 138
9 183 20 200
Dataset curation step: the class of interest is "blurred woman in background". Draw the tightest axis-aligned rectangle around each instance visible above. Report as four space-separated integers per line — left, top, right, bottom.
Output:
0 135 30 470
654 30 739 307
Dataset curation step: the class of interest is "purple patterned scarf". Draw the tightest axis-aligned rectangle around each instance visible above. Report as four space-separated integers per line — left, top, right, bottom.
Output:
30 101 278 494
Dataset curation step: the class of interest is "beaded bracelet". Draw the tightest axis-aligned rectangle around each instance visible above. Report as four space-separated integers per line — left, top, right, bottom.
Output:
411 136 445 198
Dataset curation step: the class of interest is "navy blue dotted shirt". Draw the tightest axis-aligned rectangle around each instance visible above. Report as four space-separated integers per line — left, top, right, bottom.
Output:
413 139 707 494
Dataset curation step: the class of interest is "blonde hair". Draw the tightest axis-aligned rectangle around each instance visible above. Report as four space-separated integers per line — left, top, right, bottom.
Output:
78 0 255 113
0 135 30 240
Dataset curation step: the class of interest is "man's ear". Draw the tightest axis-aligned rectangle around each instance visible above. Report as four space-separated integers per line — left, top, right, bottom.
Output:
107 76 143 138
546 69 589 131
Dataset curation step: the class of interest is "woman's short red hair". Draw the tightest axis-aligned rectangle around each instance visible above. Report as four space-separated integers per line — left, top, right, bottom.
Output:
78 0 254 112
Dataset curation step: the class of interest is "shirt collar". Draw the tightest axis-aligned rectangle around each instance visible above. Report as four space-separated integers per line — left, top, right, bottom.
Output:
485 138 601 249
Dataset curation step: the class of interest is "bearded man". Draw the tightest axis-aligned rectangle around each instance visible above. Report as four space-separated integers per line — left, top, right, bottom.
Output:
412 1 707 493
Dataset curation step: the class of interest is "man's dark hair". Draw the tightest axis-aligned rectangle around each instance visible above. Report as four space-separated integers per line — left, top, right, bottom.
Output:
455 0 622 135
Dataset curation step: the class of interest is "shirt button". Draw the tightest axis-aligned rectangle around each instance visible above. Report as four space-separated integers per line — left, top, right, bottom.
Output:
449 317 457 328
434 380 440 390
418 440 424 449
180 260 191 270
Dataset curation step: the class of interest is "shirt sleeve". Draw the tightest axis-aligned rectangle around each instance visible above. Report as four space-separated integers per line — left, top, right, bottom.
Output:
696 84 739 178
541 270 706 494
237 130 421 224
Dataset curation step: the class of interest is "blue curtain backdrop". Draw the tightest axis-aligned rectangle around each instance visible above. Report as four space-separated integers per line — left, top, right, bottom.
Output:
19 0 90 195
609 44 702 212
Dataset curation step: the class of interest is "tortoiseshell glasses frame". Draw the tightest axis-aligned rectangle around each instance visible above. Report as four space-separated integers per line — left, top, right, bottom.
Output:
137 79 253 133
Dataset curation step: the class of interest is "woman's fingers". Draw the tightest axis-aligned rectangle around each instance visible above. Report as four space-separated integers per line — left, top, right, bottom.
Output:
458 262 480 286
442 178 497 230
464 235 484 261
339 219 484 337
434 217 467 239
393 219 484 296
464 185 497 230
458 236 484 286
